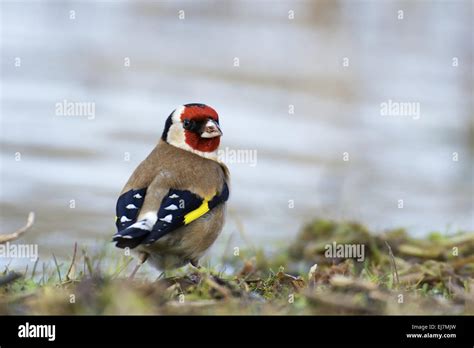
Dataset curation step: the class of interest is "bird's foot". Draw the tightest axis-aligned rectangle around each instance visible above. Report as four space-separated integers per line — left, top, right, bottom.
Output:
190 260 202 271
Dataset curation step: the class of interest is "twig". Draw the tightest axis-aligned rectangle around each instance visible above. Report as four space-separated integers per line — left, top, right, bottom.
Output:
385 241 400 287
0 212 35 244
205 276 232 299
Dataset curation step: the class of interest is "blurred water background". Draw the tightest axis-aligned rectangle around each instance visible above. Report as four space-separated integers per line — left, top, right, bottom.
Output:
1 0 473 268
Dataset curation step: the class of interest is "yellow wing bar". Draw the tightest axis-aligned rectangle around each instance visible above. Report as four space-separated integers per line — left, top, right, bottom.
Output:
183 200 210 225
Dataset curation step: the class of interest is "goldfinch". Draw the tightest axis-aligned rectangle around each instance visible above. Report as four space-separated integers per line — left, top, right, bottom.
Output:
113 103 230 270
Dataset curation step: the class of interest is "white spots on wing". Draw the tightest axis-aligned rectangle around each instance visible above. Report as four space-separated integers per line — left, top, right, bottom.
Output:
126 204 138 209
133 193 143 199
122 235 133 239
129 218 154 231
169 194 179 199
120 216 132 223
159 214 173 223
129 222 149 230
164 204 178 210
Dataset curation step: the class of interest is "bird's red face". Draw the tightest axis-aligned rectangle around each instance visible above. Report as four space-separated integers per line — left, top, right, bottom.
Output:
163 103 223 156
180 104 222 152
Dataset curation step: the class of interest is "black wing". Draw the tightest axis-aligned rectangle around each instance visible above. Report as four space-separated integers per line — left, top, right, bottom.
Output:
113 183 229 249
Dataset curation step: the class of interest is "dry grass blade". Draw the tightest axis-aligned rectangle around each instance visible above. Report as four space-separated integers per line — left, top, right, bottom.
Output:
385 241 400 287
31 257 39 280
82 250 94 277
111 257 133 279
66 242 78 281
0 212 35 244
52 254 62 283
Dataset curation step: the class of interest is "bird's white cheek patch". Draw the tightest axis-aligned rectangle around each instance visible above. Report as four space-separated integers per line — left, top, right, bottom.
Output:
166 106 187 149
167 123 186 148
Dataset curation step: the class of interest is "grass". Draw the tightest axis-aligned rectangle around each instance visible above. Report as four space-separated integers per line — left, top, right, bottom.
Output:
1 219 473 315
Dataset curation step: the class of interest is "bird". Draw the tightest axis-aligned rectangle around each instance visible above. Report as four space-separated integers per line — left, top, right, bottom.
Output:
112 103 230 272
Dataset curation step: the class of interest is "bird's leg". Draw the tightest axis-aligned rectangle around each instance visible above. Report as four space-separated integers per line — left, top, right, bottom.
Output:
190 260 202 270
187 260 203 284
129 252 148 279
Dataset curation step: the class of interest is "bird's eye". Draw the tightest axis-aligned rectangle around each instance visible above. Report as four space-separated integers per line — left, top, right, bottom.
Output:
183 119 191 129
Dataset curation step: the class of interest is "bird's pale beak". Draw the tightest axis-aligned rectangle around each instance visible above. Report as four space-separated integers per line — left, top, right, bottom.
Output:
200 119 222 138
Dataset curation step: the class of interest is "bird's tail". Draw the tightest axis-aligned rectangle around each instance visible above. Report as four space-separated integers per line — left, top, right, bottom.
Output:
113 218 154 249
